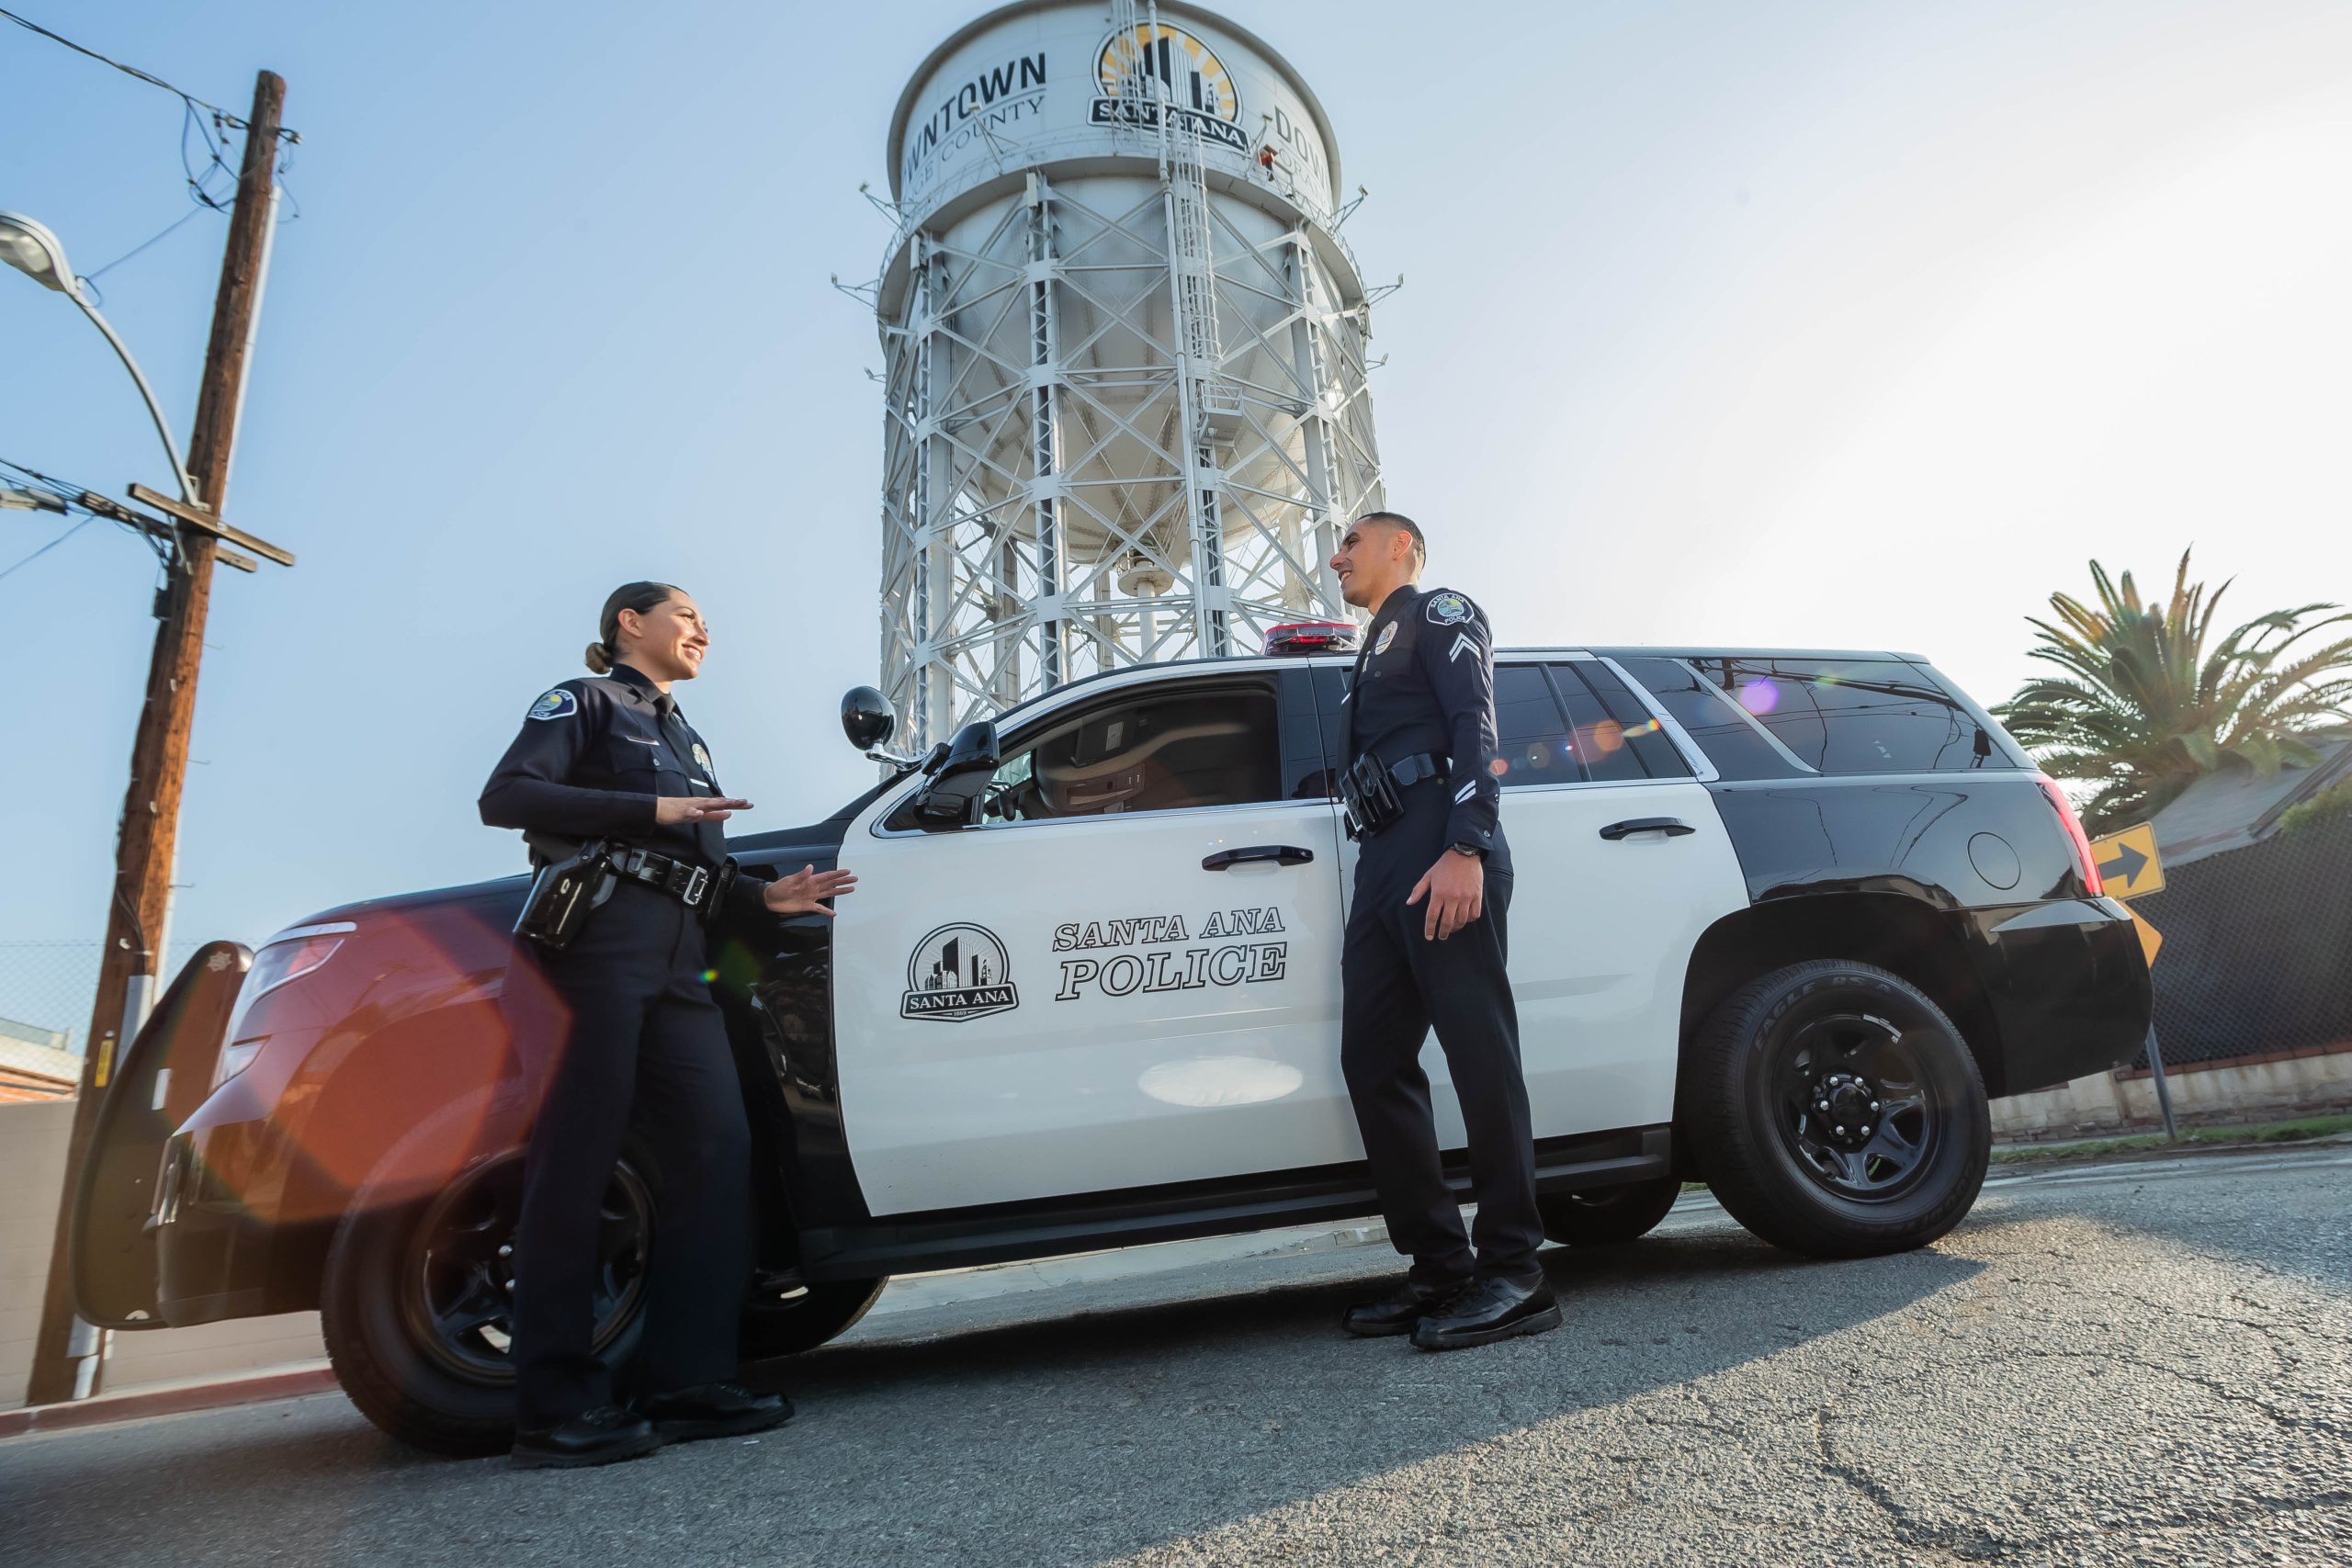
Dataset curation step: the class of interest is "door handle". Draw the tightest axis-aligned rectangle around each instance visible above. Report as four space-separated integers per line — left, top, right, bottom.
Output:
1599 817 1696 840
1203 844 1316 871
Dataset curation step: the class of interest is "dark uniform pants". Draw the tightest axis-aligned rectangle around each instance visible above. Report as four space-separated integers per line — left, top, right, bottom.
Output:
1341 789 1545 1287
503 881 751 1427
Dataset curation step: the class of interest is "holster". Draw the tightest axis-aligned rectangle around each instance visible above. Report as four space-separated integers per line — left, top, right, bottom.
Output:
514 840 617 950
1340 753 1405 840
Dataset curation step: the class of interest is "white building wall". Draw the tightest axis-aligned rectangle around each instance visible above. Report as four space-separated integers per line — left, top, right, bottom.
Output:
0 1100 322 1409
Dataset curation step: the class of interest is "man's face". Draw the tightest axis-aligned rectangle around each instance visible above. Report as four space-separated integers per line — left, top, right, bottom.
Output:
1330 518 1415 609
621 592 710 682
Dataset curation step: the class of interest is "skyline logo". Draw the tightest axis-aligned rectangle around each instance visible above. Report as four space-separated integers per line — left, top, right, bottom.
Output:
1091 20 1248 153
901 922 1020 1021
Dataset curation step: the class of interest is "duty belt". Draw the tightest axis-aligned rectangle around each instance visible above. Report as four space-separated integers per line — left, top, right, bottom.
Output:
612 846 714 909
1339 751 1450 840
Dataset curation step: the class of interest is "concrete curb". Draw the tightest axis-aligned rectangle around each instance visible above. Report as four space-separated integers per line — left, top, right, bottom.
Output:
0 1364 340 1440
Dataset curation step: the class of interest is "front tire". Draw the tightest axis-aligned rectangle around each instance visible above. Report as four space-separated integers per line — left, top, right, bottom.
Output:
1537 1176 1684 1247
1688 959 1989 1258
322 1115 653 1458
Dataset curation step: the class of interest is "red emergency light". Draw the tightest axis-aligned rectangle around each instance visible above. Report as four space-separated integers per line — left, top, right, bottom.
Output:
1262 619 1361 656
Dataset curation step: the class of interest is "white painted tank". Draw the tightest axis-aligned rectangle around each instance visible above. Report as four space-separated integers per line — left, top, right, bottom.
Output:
873 0 1385 744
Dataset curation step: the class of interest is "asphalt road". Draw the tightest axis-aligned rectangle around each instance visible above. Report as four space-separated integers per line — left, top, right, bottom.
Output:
6 1147 2348 1567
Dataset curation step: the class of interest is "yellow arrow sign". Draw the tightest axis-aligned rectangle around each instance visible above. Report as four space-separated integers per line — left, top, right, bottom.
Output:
2090 820 2165 900
2130 907 2163 966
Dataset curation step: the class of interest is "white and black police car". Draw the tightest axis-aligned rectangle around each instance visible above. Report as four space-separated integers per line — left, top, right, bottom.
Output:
72 627 2150 1453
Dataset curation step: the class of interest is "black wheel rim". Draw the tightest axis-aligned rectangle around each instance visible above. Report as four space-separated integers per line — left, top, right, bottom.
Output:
400 1152 652 1385
1774 1010 1938 1202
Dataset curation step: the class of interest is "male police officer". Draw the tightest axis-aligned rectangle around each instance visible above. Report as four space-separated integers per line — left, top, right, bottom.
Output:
1330 512 1560 1351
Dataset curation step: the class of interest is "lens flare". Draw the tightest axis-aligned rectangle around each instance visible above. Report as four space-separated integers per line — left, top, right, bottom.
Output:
1737 678 1781 715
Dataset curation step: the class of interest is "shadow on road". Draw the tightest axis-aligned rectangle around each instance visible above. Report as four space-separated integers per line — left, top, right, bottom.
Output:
4 1223 1988 1568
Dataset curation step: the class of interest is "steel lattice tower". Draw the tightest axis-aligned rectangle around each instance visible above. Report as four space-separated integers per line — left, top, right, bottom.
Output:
872 0 1385 745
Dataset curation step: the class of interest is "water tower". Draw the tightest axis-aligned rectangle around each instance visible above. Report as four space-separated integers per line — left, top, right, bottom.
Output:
873 0 1385 746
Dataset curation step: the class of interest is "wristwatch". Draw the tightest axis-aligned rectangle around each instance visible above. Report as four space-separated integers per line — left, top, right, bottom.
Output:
1447 842 1485 860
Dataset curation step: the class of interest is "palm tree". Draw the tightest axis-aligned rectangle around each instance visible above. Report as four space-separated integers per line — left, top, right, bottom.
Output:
1996 549 2352 833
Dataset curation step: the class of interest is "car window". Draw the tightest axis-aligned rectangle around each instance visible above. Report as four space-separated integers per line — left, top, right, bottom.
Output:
1686 658 1996 773
1564 660 1698 779
1542 664 1654 782
1613 657 1804 781
980 683 1283 821
1492 663 1581 789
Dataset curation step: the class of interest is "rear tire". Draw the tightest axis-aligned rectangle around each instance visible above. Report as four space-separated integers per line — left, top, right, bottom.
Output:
1537 1176 1683 1247
1689 959 1989 1258
738 1276 888 1360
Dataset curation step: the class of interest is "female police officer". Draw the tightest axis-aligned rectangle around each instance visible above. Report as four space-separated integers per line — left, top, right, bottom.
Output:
480 581 854 1469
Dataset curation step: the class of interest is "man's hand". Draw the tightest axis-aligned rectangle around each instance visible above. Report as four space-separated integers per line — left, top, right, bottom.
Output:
656 795 752 826
1406 850 1485 942
763 863 859 918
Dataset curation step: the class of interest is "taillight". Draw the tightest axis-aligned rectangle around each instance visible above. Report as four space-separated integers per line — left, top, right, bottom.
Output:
2035 776 2104 897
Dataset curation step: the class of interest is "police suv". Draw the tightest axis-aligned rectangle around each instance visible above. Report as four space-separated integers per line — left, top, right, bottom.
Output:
72 634 2150 1454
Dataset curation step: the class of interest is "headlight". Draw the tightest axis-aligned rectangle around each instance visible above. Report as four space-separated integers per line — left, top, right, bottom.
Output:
212 921 354 1087
246 932 347 998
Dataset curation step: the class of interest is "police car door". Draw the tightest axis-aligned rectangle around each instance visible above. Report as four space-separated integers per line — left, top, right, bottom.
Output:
1478 656 1749 1134
1313 654 1749 1142
831 668 1355 1215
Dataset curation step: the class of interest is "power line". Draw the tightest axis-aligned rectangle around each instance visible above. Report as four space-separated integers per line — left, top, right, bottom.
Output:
0 515 95 583
0 8 300 141
82 205 214 285
0 457 177 569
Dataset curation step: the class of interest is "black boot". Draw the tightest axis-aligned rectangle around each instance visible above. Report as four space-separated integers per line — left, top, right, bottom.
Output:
511 1405 660 1470
641 1381 795 1445
1409 1275 1562 1351
1343 1278 1465 1338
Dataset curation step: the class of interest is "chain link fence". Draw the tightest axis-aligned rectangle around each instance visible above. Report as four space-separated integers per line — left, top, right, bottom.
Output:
2132 814 2352 1067
0 942 202 1063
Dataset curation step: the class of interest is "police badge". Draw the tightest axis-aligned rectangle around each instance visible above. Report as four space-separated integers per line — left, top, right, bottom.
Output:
1374 623 1397 655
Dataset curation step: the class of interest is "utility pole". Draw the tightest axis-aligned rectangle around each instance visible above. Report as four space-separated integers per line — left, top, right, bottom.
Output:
25 69 288 1407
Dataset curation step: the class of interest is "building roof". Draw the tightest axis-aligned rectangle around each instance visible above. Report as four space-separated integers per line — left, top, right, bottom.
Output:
0 1018 76 1103
2150 728 2352 868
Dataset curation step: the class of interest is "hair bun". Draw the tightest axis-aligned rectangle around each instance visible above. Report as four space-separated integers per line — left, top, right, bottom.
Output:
583 642 612 674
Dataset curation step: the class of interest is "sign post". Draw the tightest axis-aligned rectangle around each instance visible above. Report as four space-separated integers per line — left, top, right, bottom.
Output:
2093 822 2174 1139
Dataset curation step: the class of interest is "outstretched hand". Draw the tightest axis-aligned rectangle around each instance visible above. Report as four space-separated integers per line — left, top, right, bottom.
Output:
1406 852 1485 942
656 795 752 825
763 863 859 918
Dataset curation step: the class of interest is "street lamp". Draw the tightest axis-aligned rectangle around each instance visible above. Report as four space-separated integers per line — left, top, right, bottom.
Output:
0 210 199 503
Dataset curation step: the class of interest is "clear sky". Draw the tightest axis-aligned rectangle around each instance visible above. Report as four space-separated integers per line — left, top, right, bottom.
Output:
5 0 2349 977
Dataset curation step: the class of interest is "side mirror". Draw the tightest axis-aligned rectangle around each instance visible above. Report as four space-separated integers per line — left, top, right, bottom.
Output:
911 720 1001 829
841 685 895 750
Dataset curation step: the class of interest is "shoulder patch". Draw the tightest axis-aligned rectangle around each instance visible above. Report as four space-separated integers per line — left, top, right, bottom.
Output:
1424 591 1476 627
526 689 578 722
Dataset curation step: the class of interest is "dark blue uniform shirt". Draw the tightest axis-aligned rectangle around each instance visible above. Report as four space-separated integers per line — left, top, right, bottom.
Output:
479 662 769 916
1344 584 1509 868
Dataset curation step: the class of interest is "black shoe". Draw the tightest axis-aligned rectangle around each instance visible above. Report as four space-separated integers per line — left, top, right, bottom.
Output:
1409 1275 1563 1352
641 1381 794 1445
1343 1278 1467 1338
511 1405 660 1470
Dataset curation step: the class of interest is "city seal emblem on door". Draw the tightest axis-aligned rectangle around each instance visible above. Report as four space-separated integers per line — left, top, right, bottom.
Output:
901 923 1020 1021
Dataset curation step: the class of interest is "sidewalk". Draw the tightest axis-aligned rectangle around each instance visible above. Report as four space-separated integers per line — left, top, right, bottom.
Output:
0 1361 338 1439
